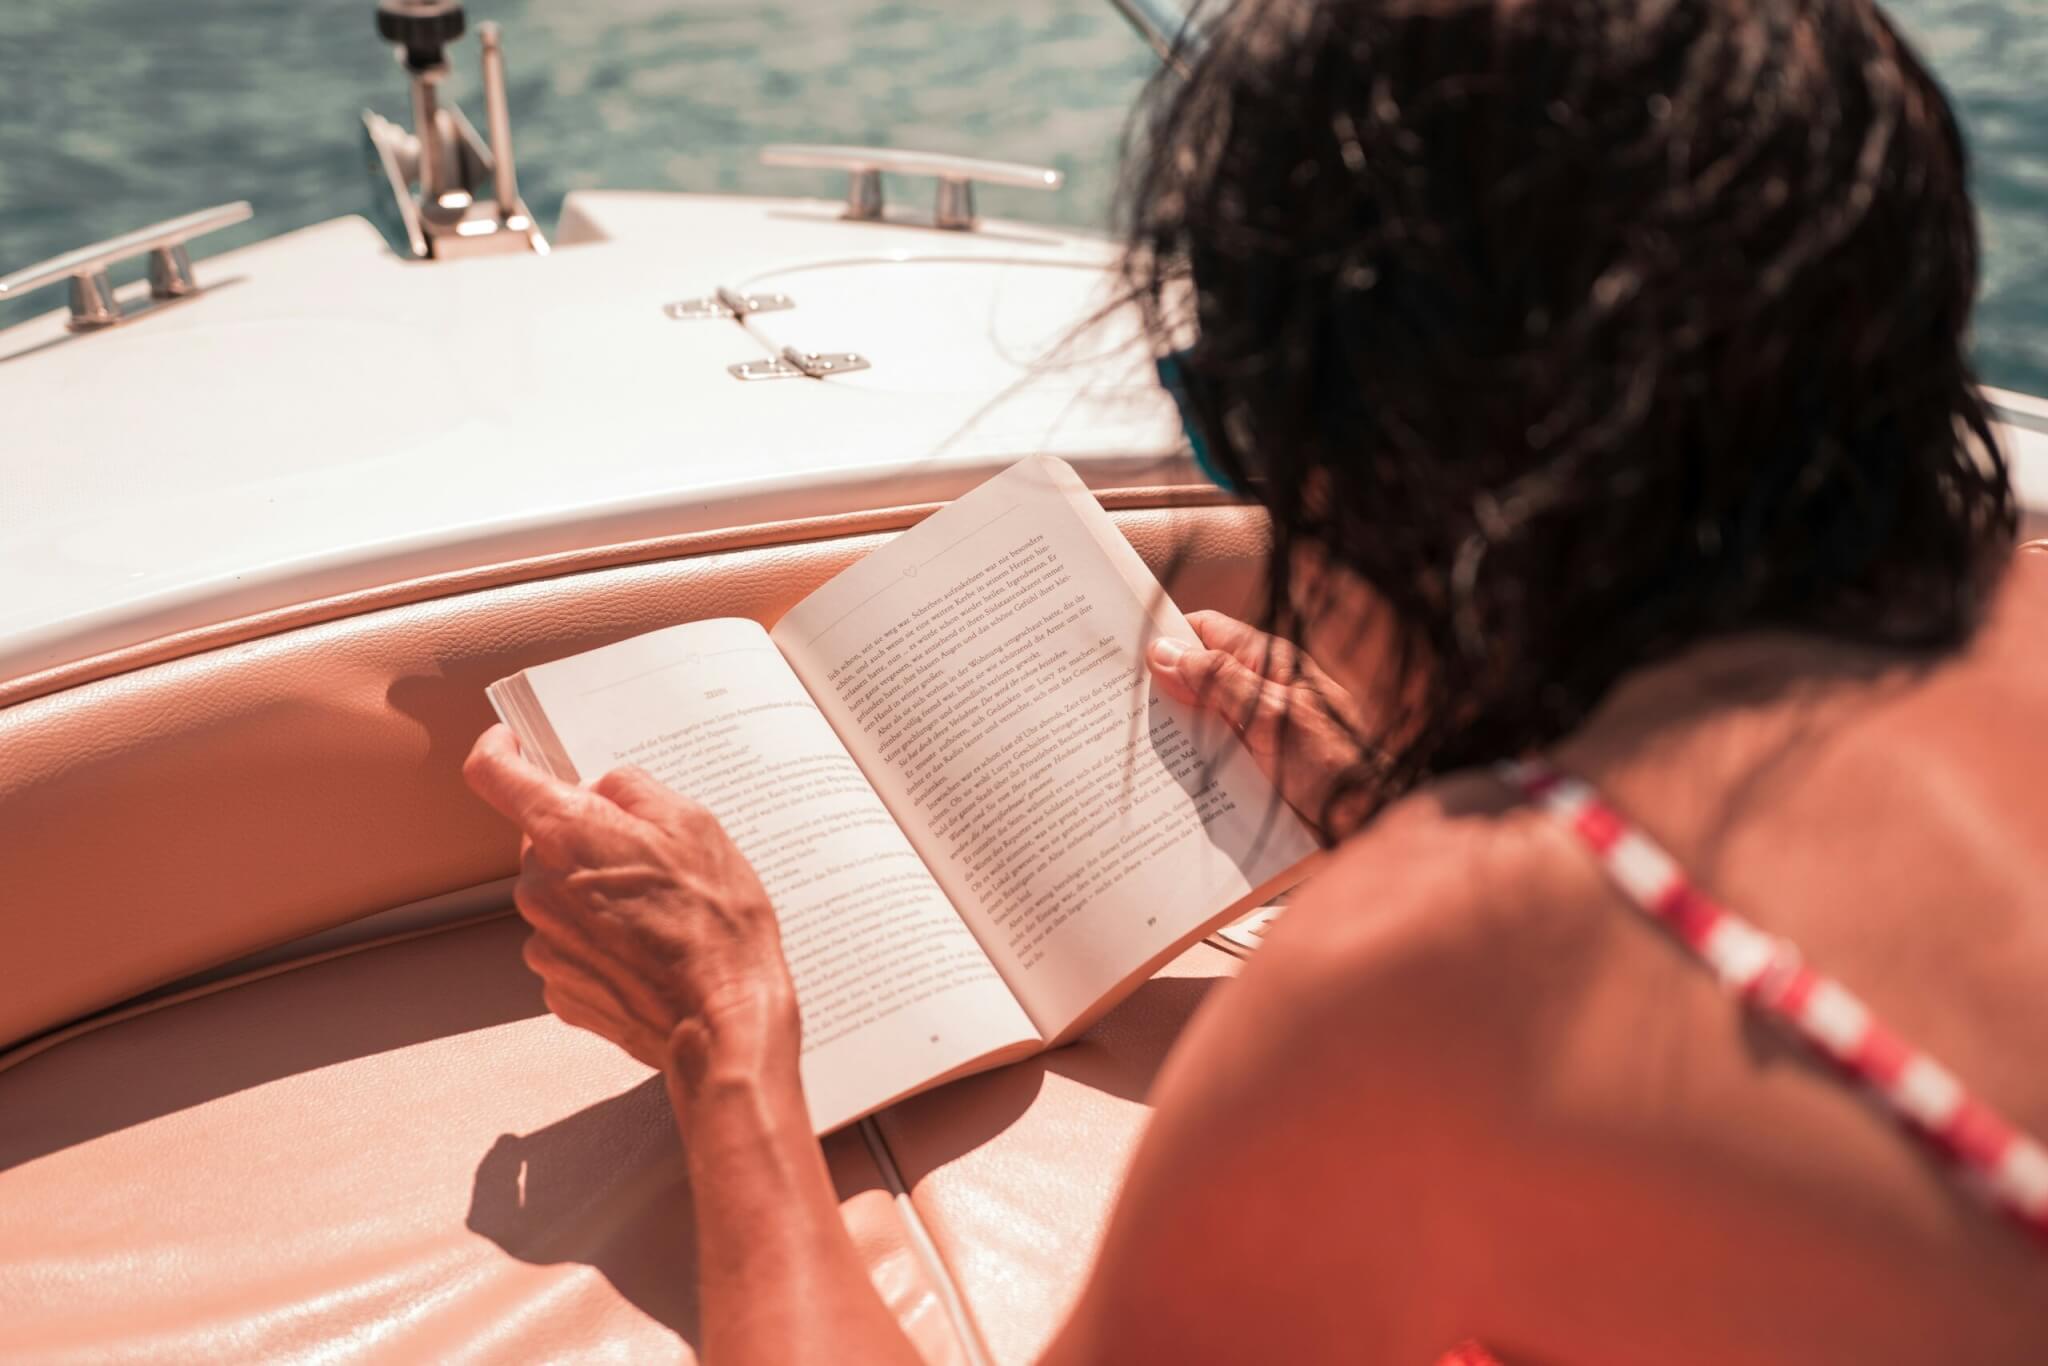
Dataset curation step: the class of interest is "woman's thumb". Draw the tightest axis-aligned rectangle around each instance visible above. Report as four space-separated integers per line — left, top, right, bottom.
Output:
1148 636 1262 722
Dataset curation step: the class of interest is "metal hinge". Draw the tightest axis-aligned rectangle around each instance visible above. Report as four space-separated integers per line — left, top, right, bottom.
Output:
666 286 795 321
728 346 870 381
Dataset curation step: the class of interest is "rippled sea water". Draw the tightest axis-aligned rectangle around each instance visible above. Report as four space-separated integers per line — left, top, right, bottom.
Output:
2 0 2045 392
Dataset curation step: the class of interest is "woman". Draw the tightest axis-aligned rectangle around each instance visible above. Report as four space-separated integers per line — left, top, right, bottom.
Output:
463 0 2048 1359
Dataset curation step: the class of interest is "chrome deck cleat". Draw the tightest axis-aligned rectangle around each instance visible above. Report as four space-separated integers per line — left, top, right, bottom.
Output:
0 202 253 332
759 145 1064 231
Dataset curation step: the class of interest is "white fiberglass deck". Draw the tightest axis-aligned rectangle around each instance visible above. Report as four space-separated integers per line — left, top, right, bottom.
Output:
0 192 1180 683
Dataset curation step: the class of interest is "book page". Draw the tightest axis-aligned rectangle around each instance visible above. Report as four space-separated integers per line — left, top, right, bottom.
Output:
772 457 1319 1040
495 617 1039 1134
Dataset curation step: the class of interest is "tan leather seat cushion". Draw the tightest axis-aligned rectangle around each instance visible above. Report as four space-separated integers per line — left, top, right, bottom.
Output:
879 942 1247 1365
0 913 968 1365
0 905 1243 1363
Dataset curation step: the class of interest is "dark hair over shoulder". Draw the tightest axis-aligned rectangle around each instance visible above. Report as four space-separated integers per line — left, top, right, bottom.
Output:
1121 0 2017 818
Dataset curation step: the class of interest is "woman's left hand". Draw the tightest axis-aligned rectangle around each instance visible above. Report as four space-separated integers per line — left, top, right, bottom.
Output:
462 725 801 1097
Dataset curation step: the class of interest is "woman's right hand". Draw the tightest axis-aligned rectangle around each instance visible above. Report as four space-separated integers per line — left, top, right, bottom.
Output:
1147 610 1383 843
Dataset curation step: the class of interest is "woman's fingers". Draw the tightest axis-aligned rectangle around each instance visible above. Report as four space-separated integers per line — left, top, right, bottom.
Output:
1186 610 1304 679
591 764 684 823
463 725 562 821
466 725 632 866
534 960 665 1066
1186 610 1277 666
521 922 629 997
1148 636 1283 740
1184 610 1260 652
1179 613 1369 736
523 928 670 1050
539 973 618 1034
1149 629 1372 835
514 850 669 966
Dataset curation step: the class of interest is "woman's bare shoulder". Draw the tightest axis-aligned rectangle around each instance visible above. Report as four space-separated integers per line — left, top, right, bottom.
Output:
1044 776 1626 1363
1171 772 1636 1204
1252 770 1623 1026
1202 772 1628 1154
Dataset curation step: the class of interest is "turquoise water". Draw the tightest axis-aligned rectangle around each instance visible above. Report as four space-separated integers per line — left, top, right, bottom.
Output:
3 0 2045 393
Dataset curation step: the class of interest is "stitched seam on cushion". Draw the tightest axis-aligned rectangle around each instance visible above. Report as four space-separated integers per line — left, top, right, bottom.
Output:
1204 931 1256 961
859 1115 996 1366
1 487 1239 707
0 902 520 1077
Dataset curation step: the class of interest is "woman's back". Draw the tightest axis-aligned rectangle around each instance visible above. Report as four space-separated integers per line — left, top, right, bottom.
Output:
1059 552 2048 1364
1507 547 2048 1358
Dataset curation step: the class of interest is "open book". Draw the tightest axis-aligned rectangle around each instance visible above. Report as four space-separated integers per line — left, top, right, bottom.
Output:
489 456 1320 1133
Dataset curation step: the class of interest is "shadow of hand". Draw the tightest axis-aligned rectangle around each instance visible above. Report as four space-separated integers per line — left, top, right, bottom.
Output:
466 1076 702 1344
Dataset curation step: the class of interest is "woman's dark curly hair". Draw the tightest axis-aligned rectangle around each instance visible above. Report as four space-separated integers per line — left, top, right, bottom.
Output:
1122 0 2017 825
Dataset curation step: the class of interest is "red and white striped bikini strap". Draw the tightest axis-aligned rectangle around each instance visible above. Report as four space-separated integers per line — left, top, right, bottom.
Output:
1498 758 2048 1246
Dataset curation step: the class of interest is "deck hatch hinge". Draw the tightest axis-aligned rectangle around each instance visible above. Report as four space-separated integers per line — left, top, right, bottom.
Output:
665 286 795 321
726 346 870 382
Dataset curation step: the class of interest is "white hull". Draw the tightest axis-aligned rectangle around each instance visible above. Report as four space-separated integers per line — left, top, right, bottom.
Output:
0 191 1179 688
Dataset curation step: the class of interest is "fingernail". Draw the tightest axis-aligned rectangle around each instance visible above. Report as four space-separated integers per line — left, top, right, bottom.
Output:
1149 637 1188 669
